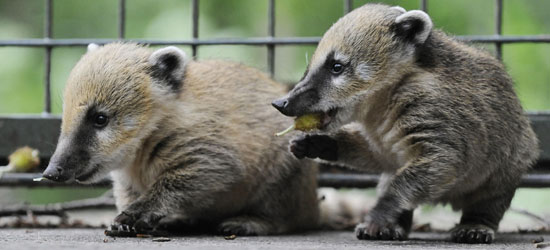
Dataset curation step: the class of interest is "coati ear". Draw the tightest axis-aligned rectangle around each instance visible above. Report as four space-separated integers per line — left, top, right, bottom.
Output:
87 43 100 52
394 10 433 44
390 6 406 14
148 46 189 92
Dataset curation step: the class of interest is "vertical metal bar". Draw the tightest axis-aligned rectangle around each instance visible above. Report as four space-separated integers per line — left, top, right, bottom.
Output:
43 0 53 115
344 0 353 14
267 0 275 77
420 0 428 12
118 0 126 39
495 0 503 60
191 0 199 58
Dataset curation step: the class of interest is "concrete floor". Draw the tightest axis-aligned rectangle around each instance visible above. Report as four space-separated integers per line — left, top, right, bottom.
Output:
0 229 548 250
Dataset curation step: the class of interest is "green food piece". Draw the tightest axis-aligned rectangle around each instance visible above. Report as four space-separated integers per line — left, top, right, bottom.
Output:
294 113 323 131
275 113 323 136
9 146 40 172
33 177 44 182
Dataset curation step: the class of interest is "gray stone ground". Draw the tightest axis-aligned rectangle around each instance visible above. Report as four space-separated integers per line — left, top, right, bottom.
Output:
0 229 548 250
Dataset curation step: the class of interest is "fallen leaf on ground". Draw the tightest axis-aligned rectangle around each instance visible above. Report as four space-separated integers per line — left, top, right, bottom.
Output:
224 234 237 240
152 237 171 242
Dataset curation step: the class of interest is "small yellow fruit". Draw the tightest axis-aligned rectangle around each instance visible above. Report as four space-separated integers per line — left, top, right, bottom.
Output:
275 113 323 136
8 146 40 172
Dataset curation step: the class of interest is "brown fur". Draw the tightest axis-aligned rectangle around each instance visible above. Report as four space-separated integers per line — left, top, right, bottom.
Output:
45 43 320 235
273 4 539 243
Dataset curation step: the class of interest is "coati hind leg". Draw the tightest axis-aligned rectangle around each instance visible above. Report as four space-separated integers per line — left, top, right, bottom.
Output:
217 216 283 236
451 189 516 244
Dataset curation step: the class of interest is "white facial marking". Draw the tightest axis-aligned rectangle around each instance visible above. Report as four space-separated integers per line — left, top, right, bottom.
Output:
334 52 350 63
311 49 330 70
121 116 139 129
332 76 347 87
356 63 372 82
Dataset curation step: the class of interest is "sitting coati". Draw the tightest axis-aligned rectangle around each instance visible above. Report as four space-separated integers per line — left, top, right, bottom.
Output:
272 4 539 244
42 42 324 235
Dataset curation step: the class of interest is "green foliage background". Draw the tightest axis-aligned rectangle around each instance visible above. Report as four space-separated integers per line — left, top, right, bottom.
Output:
0 0 548 222
0 0 549 114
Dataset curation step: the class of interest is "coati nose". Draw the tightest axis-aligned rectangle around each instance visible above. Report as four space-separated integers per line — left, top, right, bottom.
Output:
42 163 69 182
271 98 289 113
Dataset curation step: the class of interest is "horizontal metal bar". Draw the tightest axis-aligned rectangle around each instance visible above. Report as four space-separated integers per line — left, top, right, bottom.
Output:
2 172 549 188
318 173 379 188
0 195 115 217
0 115 61 161
1 35 550 48
0 173 111 188
3 112 549 161
0 37 320 47
318 173 550 188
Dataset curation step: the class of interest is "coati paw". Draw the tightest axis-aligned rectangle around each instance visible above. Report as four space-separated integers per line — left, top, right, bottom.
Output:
217 217 271 236
290 134 338 161
113 210 164 233
450 224 494 244
355 216 407 241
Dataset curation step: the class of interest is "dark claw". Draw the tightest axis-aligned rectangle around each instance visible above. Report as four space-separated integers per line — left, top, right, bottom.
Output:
114 212 134 225
468 231 475 241
355 222 407 241
451 225 494 244
458 229 466 239
124 224 131 232
484 234 492 243
392 230 402 241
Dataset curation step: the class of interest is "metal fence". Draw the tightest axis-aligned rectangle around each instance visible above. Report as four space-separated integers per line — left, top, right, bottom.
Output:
0 0 549 188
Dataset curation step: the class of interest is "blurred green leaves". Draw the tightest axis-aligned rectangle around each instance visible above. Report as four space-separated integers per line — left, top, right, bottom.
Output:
0 0 548 114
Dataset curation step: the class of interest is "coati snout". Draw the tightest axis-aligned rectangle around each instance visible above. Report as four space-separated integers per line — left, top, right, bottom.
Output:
43 143 93 182
271 88 320 117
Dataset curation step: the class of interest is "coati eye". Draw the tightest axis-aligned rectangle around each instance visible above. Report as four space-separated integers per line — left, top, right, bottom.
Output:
331 63 344 75
93 114 109 128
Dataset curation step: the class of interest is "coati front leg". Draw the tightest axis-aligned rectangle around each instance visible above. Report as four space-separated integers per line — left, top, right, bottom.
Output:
290 125 416 238
290 124 386 170
355 141 460 241
113 158 254 234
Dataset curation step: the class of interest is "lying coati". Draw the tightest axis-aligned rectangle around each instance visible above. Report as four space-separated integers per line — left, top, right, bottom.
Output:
43 42 323 235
